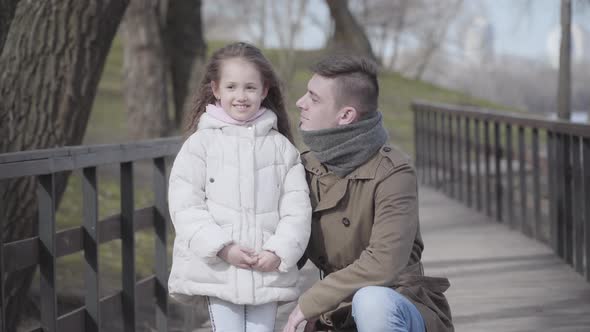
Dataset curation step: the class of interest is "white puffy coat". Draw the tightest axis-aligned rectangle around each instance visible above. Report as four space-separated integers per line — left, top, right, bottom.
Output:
168 111 311 305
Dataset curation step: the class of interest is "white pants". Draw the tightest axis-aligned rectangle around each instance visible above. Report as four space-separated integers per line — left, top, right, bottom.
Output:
206 297 278 332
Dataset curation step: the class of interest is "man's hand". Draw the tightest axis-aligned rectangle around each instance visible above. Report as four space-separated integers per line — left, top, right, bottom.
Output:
252 250 281 272
282 304 318 332
217 243 257 269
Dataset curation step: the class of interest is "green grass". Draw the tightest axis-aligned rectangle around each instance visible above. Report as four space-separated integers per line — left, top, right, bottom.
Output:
58 37 511 292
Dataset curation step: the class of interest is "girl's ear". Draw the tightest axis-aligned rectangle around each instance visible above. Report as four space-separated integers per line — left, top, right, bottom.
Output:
211 81 220 100
262 85 269 100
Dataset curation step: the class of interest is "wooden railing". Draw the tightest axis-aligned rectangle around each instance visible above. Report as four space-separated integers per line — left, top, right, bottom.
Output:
0 137 182 332
412 101 590 282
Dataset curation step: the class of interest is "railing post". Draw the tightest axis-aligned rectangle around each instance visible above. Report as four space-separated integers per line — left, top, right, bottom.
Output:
554 133 568 260
421 109 427 184
474 119 482 212
484 120 492 217
548 131 559 252
465 118 472 207
531 129 541 241
494 122 503 222
121 162 136 332
434 111 441 188
0 181 6 332
448 114 455 198
518 126 528 235
561 135 573 265
414 107 420 179
456 116 463 203
83 167 100 331
583 137 590 282
38 174 57 332
428 110 435 186
441 113 448 192
153 157 169 332
571 137 583 274
444 112 449 194
506 124 514 227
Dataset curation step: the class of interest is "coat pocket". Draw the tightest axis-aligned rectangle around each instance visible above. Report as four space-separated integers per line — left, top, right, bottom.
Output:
184 254 230 284
182 224 233 284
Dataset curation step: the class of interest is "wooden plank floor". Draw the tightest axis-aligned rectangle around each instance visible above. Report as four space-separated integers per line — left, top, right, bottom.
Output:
419 186 590 332
200 186 590 331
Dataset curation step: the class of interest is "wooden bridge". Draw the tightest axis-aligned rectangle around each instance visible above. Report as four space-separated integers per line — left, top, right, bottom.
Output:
0 101 589 331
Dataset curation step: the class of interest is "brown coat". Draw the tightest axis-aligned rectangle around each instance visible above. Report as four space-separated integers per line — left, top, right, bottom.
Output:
297 145 453 332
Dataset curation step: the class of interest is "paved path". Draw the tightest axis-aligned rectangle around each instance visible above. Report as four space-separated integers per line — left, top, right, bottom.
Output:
199 186 590 331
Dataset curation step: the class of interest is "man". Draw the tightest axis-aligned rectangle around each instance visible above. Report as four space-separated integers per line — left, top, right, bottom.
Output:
282 55 453 332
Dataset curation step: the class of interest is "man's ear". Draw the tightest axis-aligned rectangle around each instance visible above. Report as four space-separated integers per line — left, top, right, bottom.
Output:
337 106 360 125
211 81 220 100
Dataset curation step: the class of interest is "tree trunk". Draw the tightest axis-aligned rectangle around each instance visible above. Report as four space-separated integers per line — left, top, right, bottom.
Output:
325 0 376 62
0 0 128 329
0 0 20 51
121 0 170 139
165 0 207 130
557 0 572 120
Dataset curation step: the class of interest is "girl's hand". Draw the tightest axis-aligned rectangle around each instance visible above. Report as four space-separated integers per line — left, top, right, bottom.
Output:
217 243 257 269
252 250 281 272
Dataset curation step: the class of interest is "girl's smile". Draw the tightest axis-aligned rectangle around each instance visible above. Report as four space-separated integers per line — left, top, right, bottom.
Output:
212 58 268 122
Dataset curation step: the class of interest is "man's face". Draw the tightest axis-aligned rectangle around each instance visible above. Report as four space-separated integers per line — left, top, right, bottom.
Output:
296 74 341 131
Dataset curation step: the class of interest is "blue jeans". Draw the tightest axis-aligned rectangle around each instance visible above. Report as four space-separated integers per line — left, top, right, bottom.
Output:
352 286 426 332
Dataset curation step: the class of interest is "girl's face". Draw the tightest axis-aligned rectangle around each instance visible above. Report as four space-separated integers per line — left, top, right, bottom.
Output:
212 58 268 121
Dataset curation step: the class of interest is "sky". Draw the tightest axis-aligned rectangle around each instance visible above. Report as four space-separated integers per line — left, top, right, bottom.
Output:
294 0 590 63
482 0 590 60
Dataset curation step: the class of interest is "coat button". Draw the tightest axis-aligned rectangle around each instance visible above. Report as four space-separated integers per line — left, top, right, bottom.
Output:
342 217 351 227
383 146 391 152
209 178 215 183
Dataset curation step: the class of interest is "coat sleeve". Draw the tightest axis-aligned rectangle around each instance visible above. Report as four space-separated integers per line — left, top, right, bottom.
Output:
168 133 232 263
298 165 419 319
262 142 312 272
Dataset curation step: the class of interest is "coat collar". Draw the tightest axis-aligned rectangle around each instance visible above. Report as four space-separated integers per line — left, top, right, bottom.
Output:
302 146 393 212
302 147 386 180
198 111 277 137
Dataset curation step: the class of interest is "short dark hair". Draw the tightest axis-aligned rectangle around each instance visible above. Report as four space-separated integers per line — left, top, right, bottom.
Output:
310 55 379 115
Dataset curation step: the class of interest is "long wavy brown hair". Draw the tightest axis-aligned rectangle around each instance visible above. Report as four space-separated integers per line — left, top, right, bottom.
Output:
184 42 293 143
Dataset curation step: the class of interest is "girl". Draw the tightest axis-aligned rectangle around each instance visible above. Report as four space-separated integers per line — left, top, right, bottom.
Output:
167 42 311 332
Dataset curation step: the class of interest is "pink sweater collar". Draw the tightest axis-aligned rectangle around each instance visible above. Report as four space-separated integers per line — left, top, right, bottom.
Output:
205 103 267 125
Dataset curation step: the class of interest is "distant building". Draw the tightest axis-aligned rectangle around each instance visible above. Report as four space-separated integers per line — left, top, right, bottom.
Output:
547 24 589 69
463 16 495 65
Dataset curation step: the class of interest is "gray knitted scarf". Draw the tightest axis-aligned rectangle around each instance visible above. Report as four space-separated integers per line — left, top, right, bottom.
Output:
301 111 388 177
